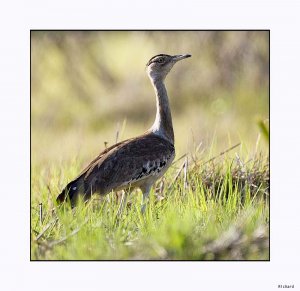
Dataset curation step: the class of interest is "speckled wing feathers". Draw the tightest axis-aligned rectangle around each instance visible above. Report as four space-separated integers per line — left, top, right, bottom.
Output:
77 139 133 178
81 133 175 195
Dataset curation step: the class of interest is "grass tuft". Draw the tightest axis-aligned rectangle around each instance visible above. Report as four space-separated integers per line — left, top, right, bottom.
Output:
31 147 269 260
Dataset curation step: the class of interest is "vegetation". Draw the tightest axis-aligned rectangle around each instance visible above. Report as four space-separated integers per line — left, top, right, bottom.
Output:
31 31 269 260
31 144 269 260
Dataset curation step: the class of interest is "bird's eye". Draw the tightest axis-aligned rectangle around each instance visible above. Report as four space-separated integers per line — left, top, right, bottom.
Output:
158 58 164 63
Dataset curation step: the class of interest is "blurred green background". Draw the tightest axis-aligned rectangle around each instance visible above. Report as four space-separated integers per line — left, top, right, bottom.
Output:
31 31 269 167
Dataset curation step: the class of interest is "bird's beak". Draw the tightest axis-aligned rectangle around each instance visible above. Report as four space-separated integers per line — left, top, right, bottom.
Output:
172 54 192 62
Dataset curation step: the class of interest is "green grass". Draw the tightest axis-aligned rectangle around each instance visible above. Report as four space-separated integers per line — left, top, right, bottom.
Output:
30 31 269 260
31 147 269 260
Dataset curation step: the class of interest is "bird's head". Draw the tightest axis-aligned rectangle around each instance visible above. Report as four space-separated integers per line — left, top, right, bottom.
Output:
146 54 191 81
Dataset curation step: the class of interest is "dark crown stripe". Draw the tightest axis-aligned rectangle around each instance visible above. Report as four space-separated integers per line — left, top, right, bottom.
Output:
146 54 171 66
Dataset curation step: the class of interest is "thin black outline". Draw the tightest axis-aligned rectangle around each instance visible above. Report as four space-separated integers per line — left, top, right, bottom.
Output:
30 30 270 262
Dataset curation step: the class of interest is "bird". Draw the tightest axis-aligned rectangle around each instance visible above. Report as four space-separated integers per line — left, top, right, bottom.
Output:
56 53 191 212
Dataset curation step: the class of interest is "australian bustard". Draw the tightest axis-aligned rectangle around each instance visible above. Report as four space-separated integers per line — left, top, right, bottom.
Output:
56 53 191 212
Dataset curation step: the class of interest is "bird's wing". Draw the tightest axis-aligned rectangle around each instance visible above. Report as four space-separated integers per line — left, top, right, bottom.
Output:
81 133 175 194
77 138 133 178
57 139 133 203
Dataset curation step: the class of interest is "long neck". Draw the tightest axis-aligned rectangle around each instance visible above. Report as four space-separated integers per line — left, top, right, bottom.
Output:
150 77 174 144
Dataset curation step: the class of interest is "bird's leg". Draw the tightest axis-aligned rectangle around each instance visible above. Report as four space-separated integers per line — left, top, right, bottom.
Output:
116 190 128 217
140 184 152 214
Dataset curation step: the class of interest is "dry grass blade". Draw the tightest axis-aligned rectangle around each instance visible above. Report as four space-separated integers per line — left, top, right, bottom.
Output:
168 160 186 190
47 218 89 248
49 229 79 248
158 179 164 194
115 127 119 143
171 153 187 166
203 209 269 260
203 226 244 255
203 143 241 165
203 224 268 260
39 203 43 226
35 218 58 241
183 157 189 190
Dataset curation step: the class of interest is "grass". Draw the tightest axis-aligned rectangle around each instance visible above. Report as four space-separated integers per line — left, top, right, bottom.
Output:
31 144 269 260
30 31 269 260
